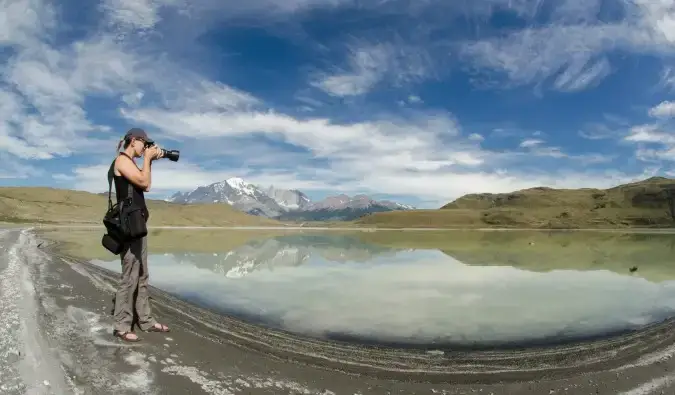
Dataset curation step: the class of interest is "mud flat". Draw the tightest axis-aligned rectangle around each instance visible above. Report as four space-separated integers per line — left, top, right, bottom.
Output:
2 227 675 394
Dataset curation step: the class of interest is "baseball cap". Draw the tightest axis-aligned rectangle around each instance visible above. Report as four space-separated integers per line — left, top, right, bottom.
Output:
125 128 154 145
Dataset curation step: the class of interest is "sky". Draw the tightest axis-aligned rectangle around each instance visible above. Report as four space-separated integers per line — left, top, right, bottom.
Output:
1 0 675 208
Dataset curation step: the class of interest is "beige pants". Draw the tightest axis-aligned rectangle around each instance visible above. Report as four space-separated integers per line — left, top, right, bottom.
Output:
113 235 157 333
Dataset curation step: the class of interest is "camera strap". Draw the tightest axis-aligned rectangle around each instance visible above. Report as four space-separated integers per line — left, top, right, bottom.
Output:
107 153 136 211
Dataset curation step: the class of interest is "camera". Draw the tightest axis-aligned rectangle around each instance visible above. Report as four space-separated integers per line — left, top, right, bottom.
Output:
146 142 180 162
159 148 180 162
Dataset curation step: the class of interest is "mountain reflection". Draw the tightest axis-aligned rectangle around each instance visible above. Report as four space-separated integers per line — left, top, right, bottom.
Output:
170 234 399 278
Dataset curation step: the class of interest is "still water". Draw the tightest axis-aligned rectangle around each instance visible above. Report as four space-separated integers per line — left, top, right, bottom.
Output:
91 231 675 348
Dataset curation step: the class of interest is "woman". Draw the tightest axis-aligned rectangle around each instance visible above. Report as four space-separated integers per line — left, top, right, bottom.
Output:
111 128 170 342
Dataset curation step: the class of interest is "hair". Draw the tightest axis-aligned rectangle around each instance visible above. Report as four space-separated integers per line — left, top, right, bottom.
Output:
116 136 132 152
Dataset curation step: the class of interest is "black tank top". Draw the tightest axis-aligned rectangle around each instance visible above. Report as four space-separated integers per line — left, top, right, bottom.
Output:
113 153 149 220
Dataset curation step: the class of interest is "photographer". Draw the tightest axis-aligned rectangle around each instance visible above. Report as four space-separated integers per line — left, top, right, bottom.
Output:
111 128 170 342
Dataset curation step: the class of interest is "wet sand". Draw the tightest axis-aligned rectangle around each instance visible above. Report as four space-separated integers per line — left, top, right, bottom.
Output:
3 227 675 394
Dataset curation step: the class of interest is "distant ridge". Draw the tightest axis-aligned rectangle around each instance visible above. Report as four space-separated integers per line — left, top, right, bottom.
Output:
355 177 675 229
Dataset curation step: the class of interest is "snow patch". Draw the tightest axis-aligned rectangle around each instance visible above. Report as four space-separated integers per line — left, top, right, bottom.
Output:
226 177 257 196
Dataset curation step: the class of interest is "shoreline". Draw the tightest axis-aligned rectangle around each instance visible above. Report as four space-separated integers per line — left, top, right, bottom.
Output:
3 226 675 394
11 222 675 233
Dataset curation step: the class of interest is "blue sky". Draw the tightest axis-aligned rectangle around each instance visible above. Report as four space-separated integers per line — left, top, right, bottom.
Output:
1 0 675 207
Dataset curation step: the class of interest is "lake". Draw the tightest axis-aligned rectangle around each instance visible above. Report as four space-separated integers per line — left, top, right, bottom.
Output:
55 228 675 349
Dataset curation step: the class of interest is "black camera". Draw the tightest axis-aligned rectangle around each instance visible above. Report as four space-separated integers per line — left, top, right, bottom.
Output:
146 142 180 162
160 148 180 162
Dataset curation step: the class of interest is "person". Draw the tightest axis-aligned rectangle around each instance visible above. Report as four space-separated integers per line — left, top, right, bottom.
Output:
111 127 170 342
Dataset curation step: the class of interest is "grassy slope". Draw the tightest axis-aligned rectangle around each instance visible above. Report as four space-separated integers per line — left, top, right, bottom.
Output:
4 176 675 229
0 187 281 226
353 177 675 229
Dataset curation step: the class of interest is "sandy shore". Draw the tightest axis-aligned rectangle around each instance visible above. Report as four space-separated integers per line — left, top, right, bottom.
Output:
2 227 675 394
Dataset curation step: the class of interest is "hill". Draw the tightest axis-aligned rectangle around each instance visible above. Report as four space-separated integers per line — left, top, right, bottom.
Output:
0 187 281 226
353 177 675 228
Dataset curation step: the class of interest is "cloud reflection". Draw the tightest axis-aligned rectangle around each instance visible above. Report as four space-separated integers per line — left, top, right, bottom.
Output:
93 238 675 347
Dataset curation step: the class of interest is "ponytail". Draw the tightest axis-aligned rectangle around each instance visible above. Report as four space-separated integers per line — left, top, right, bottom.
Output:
116 136 124 152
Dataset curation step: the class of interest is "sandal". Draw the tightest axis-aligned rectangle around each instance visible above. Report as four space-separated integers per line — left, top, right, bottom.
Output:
114 330 140 342
145 323 170 333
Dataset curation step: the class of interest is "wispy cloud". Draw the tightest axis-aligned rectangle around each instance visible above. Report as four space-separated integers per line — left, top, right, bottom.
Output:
553 57 611 92
459 0 675 92
624 104 675 163
519 139 543 148
0 0 670 206
310 40 434 97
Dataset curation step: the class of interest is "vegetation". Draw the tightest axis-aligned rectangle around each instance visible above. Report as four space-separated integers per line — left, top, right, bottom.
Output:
2 177 675 229
353 177 675 228
0 187 280 226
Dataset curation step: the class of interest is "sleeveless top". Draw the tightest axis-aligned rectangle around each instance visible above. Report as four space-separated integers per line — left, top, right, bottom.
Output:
113 153 149 221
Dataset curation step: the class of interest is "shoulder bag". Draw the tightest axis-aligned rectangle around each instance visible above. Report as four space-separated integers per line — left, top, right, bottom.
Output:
101 155 148 254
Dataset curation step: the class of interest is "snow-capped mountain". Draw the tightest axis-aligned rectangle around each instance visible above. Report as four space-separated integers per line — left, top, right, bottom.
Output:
265 186 312 211
167 177 414 220
303 194 413 211
168 177 288 217
277 194 413 221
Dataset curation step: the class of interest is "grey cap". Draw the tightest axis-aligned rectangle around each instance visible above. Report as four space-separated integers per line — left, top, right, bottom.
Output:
125 128 154 144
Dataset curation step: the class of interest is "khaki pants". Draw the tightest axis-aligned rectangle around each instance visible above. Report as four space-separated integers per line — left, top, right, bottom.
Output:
113 235 157 333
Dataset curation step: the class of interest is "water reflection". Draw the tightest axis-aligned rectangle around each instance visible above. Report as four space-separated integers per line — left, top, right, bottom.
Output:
93 232 675 348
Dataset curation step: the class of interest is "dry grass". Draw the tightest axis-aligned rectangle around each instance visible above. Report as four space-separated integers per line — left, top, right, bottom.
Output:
354 177 675 229
4 176 675 230
0 187 281 226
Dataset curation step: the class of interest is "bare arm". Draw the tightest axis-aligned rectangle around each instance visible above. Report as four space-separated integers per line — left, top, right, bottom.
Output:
144 159 152 192
116 154 153 190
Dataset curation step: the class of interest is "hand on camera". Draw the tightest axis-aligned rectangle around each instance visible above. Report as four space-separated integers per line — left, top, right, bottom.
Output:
145 145 161 160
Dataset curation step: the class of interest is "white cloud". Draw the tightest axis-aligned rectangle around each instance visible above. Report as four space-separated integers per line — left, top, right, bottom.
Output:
649 101 675 118
0 0 55 47
117 84 631 202
0 154 43 179
459 0 675 91
102 0 180 31
553 57 611 92
468 133 484 141
519 138 543 148
71 159 235 194
0 0 667 207
311 41 433 97
624 106 675 163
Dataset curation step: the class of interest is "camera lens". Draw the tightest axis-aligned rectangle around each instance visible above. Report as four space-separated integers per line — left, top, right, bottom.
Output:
161 148 180 162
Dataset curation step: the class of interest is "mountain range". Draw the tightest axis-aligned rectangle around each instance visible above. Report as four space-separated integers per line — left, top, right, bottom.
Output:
167 177 414 221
